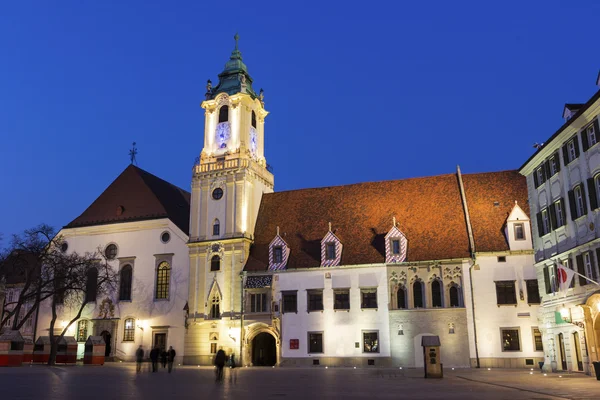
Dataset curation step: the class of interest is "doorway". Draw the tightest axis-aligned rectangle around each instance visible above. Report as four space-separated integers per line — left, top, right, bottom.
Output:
100 330 112 357
252 332 276 366
153 333 167 352
572 332 583 371
557 333 567 371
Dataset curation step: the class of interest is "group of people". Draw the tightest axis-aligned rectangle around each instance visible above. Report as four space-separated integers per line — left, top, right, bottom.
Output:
135 345 176 373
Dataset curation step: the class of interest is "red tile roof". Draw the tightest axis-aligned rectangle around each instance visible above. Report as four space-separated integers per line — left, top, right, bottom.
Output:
245 170 528 271
65 165 191 234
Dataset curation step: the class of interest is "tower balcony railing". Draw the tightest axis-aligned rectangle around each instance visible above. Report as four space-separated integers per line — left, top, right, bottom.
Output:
193 157 274 178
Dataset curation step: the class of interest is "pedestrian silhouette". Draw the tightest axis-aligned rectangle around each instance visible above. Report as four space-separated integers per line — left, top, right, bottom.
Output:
150 346 159 373
214 349 226 382
167 346 176 373
135 345 144 374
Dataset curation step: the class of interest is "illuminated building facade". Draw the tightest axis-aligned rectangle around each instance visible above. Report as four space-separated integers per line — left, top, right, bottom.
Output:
519 74 600 375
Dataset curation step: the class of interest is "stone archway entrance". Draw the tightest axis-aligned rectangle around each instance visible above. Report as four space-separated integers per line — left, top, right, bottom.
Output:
252 332 276 366
100 331 112 357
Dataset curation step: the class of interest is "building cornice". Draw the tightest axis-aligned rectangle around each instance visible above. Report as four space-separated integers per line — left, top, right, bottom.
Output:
59 218 184 237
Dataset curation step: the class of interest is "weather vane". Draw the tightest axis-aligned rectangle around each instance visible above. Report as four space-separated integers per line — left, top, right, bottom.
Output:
129 142 138 165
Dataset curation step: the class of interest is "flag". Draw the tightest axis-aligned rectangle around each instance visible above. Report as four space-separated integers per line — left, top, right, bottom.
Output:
557 264 575 295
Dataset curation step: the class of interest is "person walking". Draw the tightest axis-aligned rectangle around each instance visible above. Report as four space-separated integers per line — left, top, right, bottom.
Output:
135 345 144 374
160 349 168 369
214 348 226 382
149 346 159 373
167 346 176 373
229 353 237 383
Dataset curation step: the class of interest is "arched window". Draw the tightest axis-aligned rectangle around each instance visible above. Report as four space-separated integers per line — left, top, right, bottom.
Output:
431 280 443 307
210 295 220 319
85 267 98 303
213 219 220 236
397 286 406 309
413 281 424 308
450 285 461 307
211 255 221 272
155 261 171 300
218 106 229 123
251 110 257 128
123 318 135 342
119 265 133 301
77 320 88 342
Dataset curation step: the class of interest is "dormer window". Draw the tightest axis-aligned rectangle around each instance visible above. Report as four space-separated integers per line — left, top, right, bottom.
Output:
385 219 408 264
392 240 400 255
514 223 525 240
269 229 289 270
320 224 342 267
326 243 336 260
273 247 283 263
218 106 229 123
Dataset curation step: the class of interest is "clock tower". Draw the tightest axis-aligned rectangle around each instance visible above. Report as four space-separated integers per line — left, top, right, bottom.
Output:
185 35 274 365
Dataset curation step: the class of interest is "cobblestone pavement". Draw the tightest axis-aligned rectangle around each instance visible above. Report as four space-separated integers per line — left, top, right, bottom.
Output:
0 363 598 400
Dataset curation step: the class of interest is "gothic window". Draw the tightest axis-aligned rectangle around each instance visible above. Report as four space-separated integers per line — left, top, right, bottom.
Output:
155 261 171 300
218 106 229 123
211 255 221 272
210 295 220 319
431 280 443 307
85 267 98 303
77 320 88 342
251 110 257 128
213 219 220 236
413 281 424 308
396 286 406 309
119 265 133 301
123 318 135 342
449 285 461 307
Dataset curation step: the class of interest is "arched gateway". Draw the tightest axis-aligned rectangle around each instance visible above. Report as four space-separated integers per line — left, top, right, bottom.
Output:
252 332 276 366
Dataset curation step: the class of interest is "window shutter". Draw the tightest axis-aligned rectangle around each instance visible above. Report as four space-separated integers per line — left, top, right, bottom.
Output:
543 266 551 294
549 203 557 230
581 128 590 151
587 178 598 210
562 144 569 166
544 161 551 180
573 137 580 158
560 198 566 225
568 190 576 220
576 254 586 286
555 153 561 173
593 249 600 281
536 212 544 237
580 184 588 215
594 119 600 142
533 170 539 188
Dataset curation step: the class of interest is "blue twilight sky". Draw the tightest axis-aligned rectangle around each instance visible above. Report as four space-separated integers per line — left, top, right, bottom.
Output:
1 0 600 239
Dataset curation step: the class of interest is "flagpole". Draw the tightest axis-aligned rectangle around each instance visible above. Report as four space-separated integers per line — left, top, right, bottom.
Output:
555 262 600 286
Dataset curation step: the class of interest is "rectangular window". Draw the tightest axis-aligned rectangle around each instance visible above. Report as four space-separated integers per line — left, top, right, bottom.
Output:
495 281 517 305
210 343 217 354
555 200 564 227
549 156 558 176
536 167 544 186
273 247 283 263
334 289 350 310
541 209 550 235
525 280 540 304
497 256 506 262
307 290 323 312
123 319 135 342
326 243 336 260
501 328 521 352
532 327 543 352
250 293 267 313
361 288 377 309
514 223 525 240
308 332 323 353
575 186 585 218
363 331 379 353
213 223 220 236
282 291 297 313
392 239 400 254
584 252 594 280
568 140 577 162
588 124 597 147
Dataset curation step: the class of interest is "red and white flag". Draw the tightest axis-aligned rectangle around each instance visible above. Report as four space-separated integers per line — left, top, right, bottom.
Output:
557 264 575 295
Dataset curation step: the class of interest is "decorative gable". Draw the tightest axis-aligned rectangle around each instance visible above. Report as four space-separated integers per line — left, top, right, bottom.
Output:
268 227 290 271
385 218 408 263
321 223 342 267
505 201 532 252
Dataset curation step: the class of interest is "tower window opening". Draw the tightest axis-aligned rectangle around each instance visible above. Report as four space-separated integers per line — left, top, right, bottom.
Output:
251 110 257 128
219 106 229 123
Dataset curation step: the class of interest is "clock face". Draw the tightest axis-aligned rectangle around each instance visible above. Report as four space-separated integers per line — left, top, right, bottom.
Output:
249 127 257 156
215 122 231 149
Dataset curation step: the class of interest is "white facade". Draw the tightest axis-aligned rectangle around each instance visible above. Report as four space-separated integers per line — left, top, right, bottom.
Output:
520 84 600 375
36 219 189 362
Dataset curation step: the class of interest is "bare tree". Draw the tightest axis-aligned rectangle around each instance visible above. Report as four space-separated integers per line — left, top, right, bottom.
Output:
0 224 118 365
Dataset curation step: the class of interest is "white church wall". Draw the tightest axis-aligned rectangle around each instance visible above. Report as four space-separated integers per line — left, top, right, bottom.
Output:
36 219 189 363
